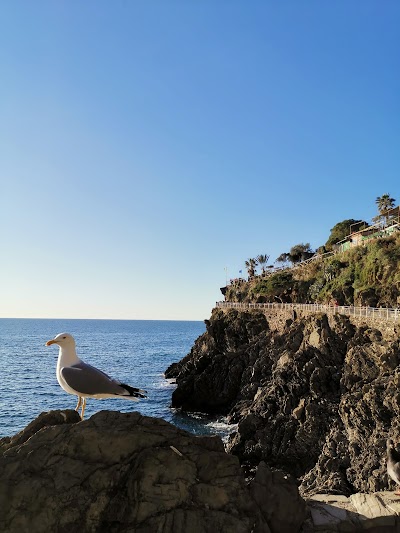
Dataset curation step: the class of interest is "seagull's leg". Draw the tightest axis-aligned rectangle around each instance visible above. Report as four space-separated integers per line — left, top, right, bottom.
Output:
75 396 82 411
80 398 86 420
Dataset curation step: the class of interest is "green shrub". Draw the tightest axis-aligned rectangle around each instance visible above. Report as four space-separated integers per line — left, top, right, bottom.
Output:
227 233 400 307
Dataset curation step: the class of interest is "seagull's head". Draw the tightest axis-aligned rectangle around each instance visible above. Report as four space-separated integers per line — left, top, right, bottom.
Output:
46 332 76 348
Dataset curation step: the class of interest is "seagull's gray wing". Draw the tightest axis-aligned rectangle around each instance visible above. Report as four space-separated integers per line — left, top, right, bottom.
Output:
61 362 127 396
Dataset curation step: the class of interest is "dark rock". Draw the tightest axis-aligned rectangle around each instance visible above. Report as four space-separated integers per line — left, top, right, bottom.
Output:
165 310 270 414
166 308 400 497
0 410 306 533
0 409 80 454
356 287 378 307
249 462 307 533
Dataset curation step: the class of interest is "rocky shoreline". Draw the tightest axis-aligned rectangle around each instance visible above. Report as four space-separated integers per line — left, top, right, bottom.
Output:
0 409 306 533
165 308 400 497
3 308 400 532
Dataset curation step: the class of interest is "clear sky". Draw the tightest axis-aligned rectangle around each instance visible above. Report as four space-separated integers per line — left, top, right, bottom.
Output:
1 1 399 320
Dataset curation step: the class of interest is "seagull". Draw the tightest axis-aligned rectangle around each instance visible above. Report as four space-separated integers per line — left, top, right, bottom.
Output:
387 439 400 495
46 332 147 419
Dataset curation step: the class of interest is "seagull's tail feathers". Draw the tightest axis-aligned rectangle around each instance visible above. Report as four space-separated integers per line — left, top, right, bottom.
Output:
120 383 147 400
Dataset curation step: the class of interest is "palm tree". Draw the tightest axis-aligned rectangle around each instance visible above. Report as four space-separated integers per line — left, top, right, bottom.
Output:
257 254 270 274
245 258 258 279
374 194 396 226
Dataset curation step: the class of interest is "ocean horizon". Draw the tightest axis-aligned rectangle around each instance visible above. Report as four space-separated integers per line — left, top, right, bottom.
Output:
0 318 234 439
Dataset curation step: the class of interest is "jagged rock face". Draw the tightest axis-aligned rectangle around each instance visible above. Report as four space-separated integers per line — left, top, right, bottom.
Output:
0 409 306 533
165 310 270 414
166 309 400 496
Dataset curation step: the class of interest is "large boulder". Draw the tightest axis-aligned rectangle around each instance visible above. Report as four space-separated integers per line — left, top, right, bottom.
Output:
0 410 306 533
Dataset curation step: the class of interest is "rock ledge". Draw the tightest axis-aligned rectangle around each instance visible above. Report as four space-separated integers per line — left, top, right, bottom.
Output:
0 410 306 533
303 492 400 532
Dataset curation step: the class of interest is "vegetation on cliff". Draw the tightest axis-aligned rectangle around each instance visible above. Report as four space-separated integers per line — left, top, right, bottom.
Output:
163 193 400 507
226 194 400 308
226 233 400 307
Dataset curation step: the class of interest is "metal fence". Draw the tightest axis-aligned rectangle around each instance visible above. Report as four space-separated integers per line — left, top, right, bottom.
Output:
215 301 400 322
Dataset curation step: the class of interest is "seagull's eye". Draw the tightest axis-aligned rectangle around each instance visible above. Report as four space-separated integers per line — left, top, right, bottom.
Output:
63 336 66 339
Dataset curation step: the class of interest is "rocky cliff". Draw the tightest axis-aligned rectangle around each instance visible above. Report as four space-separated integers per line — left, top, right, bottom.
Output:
165 308 400 497
0 409 306 533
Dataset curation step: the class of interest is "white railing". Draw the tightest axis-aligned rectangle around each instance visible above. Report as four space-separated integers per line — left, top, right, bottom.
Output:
215 301 400 322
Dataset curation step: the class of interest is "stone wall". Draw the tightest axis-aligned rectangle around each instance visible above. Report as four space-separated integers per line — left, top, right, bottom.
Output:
216 306 400 340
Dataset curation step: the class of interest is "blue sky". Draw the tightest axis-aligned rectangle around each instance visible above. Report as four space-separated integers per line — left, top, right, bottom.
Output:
1 1 399 320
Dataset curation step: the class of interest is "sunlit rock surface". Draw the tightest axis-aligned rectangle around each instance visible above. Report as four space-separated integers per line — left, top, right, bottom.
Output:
0 409 306 533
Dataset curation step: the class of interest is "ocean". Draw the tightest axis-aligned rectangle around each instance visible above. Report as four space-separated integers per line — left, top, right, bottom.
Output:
0 318 234 439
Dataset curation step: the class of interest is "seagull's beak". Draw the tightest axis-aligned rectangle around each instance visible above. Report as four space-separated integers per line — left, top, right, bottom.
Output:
45 339 57 346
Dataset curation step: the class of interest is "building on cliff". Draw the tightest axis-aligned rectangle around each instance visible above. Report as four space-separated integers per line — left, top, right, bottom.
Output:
334 205 400 253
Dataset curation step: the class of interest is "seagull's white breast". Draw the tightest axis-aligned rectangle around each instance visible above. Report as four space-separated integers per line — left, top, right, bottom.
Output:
56 346 82 397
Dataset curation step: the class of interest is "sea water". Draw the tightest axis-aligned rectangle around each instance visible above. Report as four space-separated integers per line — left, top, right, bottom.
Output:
0 318 234 439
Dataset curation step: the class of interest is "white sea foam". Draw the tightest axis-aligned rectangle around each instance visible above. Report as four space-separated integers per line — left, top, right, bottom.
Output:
205 418 238 442
157 377 177 388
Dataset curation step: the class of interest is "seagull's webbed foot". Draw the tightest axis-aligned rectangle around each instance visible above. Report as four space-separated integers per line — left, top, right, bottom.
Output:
80 398 86 420
75 396 82 411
